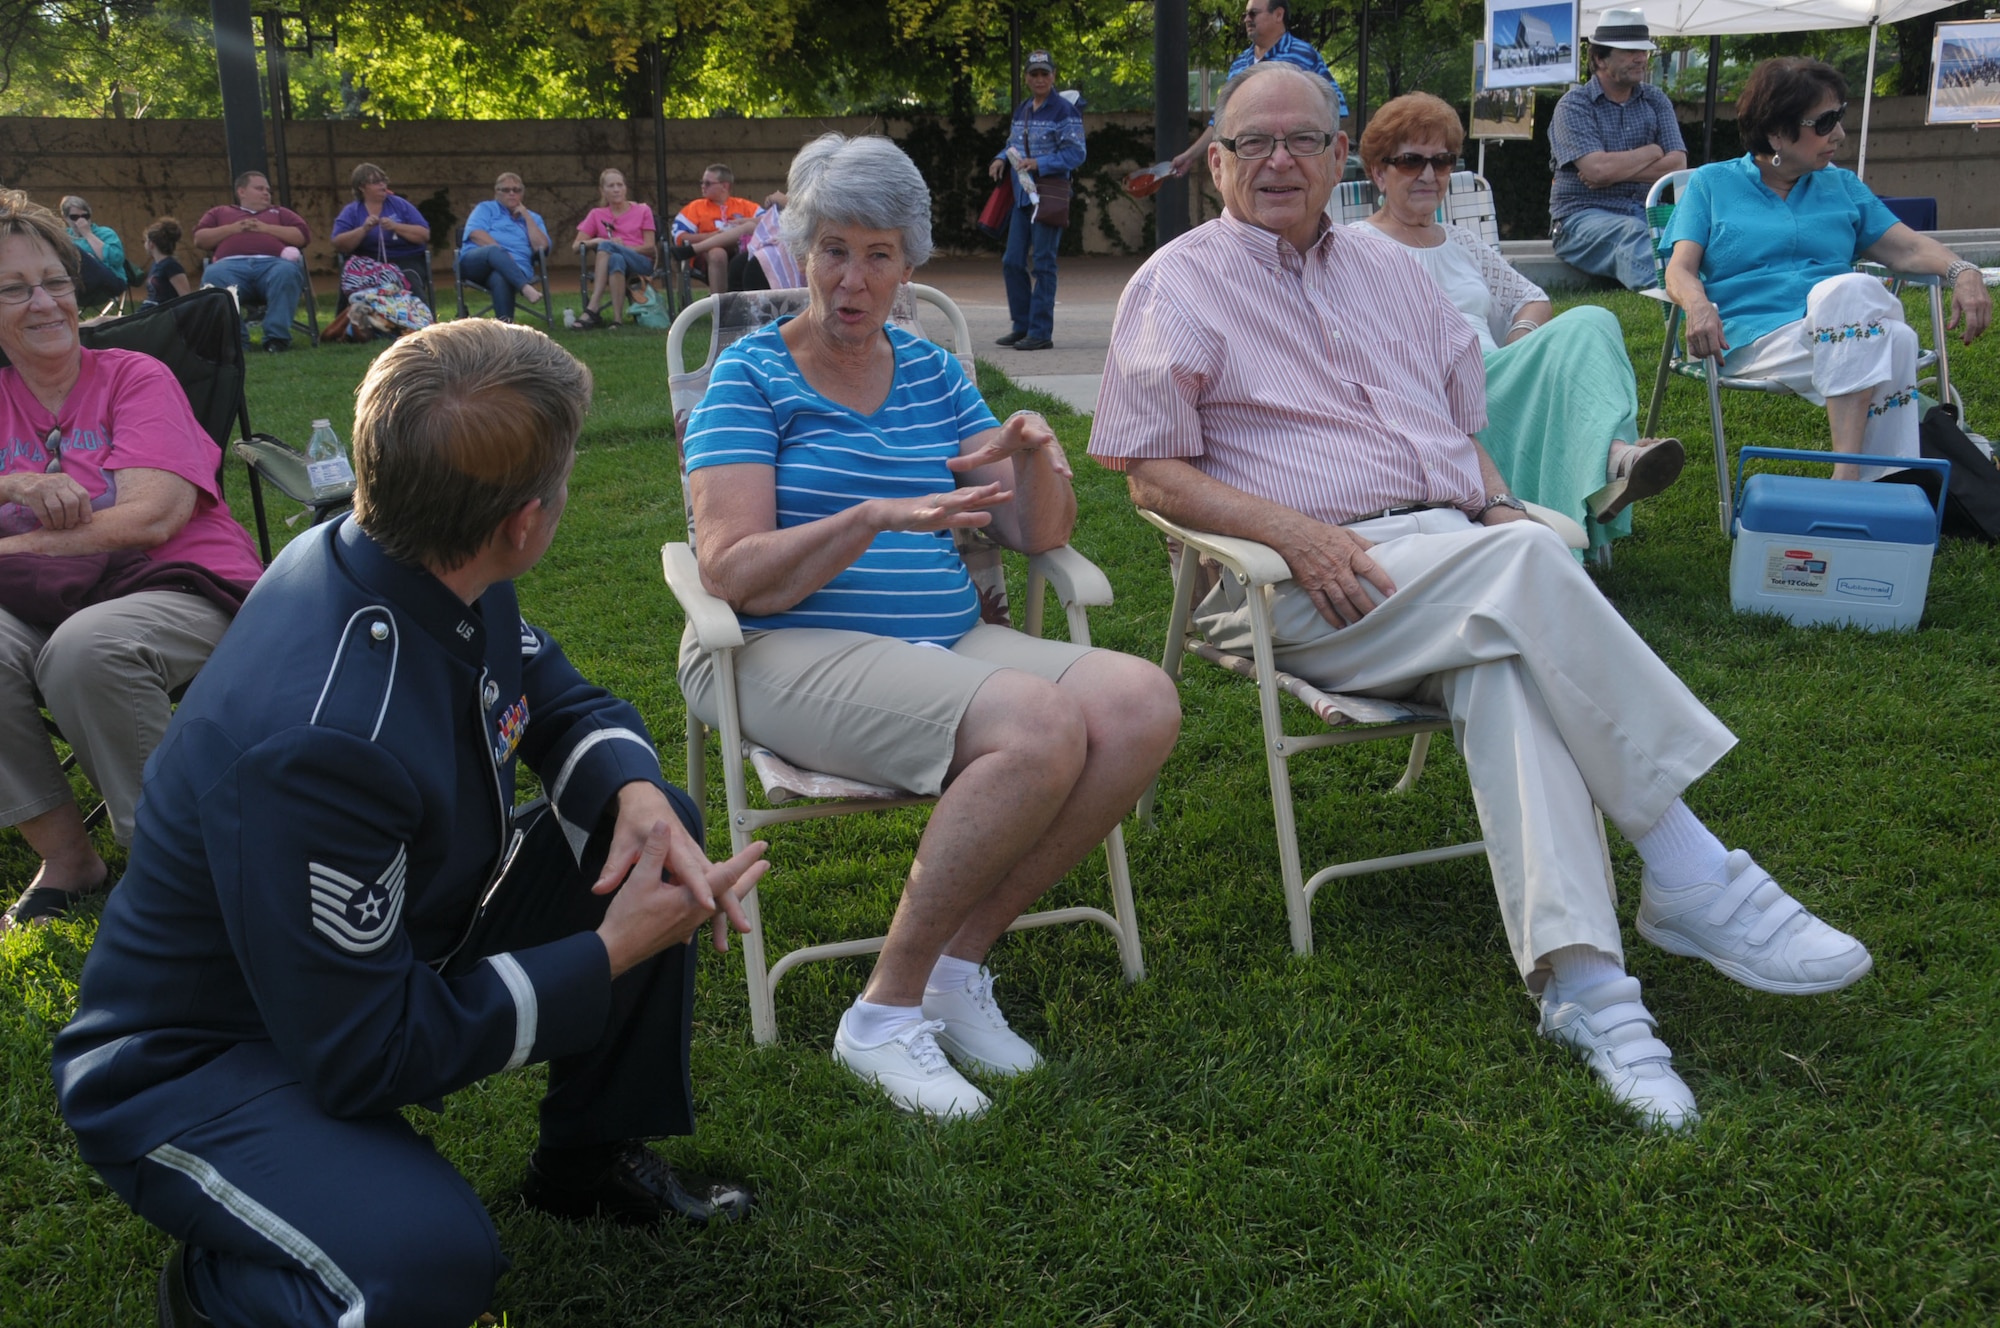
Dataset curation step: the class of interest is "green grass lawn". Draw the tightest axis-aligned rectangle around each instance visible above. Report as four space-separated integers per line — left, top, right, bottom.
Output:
5 289 1999 1325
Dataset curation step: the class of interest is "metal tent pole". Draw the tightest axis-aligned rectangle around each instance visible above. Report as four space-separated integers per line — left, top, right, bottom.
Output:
211 0 268 185
1858 18 1879 181
1703 34 1720 163
1155 0 1190 244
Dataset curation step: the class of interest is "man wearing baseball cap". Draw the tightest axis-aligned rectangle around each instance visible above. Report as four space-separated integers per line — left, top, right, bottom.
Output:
1547 8 1686 289
989 49 1086 352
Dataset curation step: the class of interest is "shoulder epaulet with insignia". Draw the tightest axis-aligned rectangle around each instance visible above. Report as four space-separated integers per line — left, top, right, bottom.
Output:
310 605 400 742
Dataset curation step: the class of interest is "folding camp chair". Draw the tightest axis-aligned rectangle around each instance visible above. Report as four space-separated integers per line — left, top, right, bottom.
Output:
661 284 1144 1044
1332 170 1502 245
1640 169 1960 534
1134 505 1600 957
451 228 555 329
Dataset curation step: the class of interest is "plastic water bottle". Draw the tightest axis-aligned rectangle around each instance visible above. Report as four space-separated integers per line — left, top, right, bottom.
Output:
306 419 354 499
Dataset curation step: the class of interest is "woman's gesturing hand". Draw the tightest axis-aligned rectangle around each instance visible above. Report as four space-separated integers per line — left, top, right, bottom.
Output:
868 482 1014 534
948 411 1071 478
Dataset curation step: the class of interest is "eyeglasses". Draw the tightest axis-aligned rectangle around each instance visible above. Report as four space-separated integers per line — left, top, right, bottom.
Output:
43 427 62 473
1799 103 1847 136
1218 130 1335 160
496 185 524 194
1383 151 1457 175
0 276 78 305
66 211 90 221
1244 6 1270 16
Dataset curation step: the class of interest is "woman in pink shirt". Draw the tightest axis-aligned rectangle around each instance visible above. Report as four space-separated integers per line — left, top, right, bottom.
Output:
0 190 262 930
572 168 657 329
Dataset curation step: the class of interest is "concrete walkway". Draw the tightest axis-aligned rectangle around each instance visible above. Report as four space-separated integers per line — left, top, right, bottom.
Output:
917 255 1141 414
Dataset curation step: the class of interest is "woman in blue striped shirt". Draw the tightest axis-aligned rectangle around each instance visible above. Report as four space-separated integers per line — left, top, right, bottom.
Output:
680 133 1180 1122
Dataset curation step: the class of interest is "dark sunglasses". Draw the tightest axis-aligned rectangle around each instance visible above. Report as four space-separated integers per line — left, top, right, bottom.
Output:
1383 152 1456 175
1799 103 1847 136
67 211 90 221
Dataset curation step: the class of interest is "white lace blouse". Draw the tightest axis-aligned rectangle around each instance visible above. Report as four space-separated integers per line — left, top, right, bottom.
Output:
1348 219 1547 353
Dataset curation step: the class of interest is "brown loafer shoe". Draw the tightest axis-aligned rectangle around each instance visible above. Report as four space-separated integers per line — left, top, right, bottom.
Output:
521 1141 752 1226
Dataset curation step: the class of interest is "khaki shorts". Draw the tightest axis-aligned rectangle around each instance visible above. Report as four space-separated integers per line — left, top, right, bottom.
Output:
678 622 1097 796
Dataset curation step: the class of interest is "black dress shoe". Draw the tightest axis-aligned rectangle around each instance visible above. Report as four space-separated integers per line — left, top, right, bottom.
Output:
261 339 289 354
521 1141 753 1226
158 1244 212 1326
1012 337 1053 351
994 330 1027 346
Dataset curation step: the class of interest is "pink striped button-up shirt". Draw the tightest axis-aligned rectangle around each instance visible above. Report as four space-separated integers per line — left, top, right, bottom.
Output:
1090 212 1488 526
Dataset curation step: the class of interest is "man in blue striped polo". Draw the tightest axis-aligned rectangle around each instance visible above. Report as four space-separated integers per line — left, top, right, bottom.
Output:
1171 0 1351 178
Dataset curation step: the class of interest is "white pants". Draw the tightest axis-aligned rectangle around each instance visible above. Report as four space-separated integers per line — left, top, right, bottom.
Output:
1723 271 1920 481
1194 511 1738 983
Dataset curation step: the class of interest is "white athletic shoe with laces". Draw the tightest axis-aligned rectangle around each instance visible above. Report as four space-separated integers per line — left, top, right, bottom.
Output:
922 967 1043 1077
1539 975 1699 1130
833 1016 991 1120
1638 849 1874 995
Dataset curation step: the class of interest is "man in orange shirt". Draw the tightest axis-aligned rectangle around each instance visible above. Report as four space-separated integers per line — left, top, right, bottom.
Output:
670 164 759 294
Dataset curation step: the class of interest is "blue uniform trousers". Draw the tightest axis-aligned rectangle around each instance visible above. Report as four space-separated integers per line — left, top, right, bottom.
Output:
95 793 702 1328
1002 202 1062 341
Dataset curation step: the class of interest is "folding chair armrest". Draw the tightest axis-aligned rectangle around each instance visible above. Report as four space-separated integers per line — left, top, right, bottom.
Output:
233 435 353 509
1636 287 1676 306
1027 544 1113 607
1136 509 1294 587
661 541 744 650
1520 501 1588 550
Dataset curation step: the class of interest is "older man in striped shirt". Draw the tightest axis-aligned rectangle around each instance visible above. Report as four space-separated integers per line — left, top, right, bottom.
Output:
1092 61 1873 1131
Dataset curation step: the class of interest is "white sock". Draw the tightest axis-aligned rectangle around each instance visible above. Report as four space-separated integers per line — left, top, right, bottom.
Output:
924 954 981 996
840 998 924 1048
1546 944 1626 1000
1634 799 1729 890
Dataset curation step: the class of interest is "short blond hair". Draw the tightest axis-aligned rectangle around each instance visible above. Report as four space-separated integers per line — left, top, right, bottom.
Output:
0 190 81 279
352 321 591 571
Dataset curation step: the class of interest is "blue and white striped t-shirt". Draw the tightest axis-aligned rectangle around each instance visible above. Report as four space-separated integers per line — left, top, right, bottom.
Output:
684 318 1001 644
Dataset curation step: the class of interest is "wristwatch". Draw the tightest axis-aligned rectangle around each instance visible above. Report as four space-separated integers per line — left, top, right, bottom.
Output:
1478 493 1527 518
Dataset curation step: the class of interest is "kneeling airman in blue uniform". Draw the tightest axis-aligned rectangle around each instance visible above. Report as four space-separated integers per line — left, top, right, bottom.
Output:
53 319 769 1327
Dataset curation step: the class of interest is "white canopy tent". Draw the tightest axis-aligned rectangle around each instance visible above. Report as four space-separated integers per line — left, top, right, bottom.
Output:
1581 0 1966 179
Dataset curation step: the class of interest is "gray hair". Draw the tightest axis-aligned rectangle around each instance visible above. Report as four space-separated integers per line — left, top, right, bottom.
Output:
780 133 933 269
1214 61 1342 139
59 195 90 218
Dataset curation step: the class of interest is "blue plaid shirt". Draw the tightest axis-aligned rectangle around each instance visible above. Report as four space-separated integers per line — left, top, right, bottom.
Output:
1547 78 1685 222
998 95 1087 208
1224 32 1350 118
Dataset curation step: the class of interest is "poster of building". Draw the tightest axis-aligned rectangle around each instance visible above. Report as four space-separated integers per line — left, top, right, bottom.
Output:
1928 18 2000 124
1484 0 1578 91
1471 40 1537 139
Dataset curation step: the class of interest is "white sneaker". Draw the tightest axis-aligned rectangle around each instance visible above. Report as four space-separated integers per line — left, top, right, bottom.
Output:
1638 849 1874 995
833 1017 990 1120
1539 976 1699 1130
922 968 1043 1077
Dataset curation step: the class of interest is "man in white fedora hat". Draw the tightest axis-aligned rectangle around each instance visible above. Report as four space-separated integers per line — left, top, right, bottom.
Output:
1548 8 1686 289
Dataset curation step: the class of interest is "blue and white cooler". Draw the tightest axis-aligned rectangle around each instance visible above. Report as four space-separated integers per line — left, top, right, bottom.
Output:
1729 447 1951 632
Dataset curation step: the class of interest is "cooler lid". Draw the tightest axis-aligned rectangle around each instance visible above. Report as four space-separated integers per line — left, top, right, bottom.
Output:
1736 473 1938 545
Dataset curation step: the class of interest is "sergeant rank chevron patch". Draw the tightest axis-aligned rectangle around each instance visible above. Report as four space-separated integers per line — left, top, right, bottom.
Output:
310 845 408 955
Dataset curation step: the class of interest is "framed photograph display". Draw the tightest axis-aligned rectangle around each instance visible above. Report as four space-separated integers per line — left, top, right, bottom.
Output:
1471 40 1537 139
1485 0 1579 91
1928 18 2000 125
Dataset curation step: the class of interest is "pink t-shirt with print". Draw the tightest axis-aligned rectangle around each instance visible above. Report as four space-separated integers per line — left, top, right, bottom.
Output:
0 348 264 583
578 203 657 249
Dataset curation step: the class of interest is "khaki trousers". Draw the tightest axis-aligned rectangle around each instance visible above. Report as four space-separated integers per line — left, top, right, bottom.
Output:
1195 510 1737 981
1 592 233 846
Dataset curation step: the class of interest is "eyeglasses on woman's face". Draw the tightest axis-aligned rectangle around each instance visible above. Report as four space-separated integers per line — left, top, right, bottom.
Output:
66 211 90 222
1798 103 1847 137
0 275 78 305
1218 130 1335 161
1383 151 1456 176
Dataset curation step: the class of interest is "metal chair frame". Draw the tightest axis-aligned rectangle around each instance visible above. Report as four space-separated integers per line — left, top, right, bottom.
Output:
1333 170 1502 245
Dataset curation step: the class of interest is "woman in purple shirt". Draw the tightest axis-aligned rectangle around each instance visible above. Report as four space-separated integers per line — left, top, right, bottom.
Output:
331 164 432 294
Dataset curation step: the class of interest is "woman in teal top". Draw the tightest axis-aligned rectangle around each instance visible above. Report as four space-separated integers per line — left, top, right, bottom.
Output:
1663 58 1990 479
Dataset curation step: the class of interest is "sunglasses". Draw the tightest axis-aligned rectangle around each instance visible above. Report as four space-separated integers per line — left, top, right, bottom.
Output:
1218 130 1336 160
496 185 524 194
1383 151 1456 175
1799 103 1847 136
67 211 90 221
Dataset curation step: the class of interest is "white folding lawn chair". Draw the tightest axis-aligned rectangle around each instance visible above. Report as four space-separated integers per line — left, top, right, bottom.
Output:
1639 169 1961 535
1135 505 1606 957
661 284 1144 1043
1333 170 1502 246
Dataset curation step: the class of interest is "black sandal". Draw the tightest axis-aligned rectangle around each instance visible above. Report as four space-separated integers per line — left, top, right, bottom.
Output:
2 881 100 929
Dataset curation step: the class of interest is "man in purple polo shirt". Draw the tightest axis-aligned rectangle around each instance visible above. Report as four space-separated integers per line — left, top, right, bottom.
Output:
194 171 312 352
1092 61 1873 1132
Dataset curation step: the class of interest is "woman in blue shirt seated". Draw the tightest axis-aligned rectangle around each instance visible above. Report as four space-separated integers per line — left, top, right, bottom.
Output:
1663 57 1991 479
679 133 1180 1122
456 172 548 322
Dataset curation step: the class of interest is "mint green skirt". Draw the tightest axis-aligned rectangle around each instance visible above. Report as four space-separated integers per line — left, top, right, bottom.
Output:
1478 305 1639 552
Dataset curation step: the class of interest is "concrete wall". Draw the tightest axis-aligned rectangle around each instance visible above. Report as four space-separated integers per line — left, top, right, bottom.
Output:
1822 95 1999 231
1 112 1160 276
